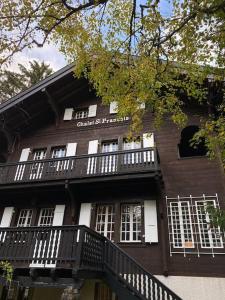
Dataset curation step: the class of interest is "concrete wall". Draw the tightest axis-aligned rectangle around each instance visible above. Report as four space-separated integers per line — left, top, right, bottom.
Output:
157 275 225 300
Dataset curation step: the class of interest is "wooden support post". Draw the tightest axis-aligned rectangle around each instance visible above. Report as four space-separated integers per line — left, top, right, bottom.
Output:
156 180 169 276
16 286 26 300
114 202 121 243
74 227 85 272
42 88 60 126
0 121 15 154
65 181 78 225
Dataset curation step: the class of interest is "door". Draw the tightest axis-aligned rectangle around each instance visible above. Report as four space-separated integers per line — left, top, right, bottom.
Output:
30 208 54 267
30 206 65 268
101 141 118 174
123 139 141 165
29 149 46 180
50 147 66 172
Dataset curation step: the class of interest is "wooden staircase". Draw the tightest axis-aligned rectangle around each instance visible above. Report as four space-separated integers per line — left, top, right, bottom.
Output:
75 226 182 300
0 225 182 299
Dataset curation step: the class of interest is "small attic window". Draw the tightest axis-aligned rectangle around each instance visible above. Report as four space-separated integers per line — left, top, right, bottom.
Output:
178 126 207 158
73 108 88 120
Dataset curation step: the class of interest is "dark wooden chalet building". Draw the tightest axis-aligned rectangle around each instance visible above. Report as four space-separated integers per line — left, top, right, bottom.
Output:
0 64 224 300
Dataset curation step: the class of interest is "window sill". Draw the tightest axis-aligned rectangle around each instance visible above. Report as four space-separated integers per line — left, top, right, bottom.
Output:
117 242 156 248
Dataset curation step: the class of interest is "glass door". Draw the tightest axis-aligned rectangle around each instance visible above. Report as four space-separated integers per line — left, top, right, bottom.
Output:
30 149 46 180
101 141 118 173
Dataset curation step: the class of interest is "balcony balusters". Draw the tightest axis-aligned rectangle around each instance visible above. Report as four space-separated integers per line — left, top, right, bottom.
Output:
0 148 158 185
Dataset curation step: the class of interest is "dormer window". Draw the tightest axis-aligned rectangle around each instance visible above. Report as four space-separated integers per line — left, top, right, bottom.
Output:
63 105 97 120
73 108 88 120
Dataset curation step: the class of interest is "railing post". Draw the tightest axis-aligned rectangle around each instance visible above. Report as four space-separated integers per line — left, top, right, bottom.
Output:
74 227 85 272
154 147 158 170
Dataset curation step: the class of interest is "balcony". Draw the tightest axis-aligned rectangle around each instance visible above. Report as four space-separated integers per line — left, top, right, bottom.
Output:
0 225 180 300
0 148 159 186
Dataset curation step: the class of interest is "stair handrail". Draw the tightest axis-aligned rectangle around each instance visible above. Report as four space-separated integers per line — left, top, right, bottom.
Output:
80 226 182 300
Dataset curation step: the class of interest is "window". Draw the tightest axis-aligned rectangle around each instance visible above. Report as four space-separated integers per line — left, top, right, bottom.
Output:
30 149 46 179
178 126 207 158
123 138 141 164
93 203 145 243
196 200 223 248
169 202 194 248
95 205 115 240
101 141 118 173
50 146 67 171
121 204 142 242
167 195 224 256
102 141 118 153
32 149 46 161
123 139 141 151
73 109 88 120
38 208 54 226
51 147 66 158
17 209 33 227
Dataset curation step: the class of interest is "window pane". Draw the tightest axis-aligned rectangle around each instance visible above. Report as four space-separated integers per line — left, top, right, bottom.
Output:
74 109 88 119
38 208 54 226
17 209 33 227
95 205 115 241
196 200 223 248
121 204 141 242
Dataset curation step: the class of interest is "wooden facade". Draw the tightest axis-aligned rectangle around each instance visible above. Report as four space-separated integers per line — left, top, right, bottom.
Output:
0 64 224 300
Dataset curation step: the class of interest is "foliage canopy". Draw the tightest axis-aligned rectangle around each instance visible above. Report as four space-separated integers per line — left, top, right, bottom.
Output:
0 60 53 102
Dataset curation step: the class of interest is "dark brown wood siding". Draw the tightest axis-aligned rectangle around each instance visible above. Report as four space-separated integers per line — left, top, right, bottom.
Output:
0 94 225 278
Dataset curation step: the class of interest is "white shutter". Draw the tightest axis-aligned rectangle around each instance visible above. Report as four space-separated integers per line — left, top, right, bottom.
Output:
88 105 97 117
63 108 73 120
66 143 77 157
78 203 92 227
144 200 158 243
52 205 65 226
87 140 98 174
19 148 30 162
143 132 154 162
0 207 14 227
110 101 118 114
14 148 30 181
143 133 154 148
88 140 98 154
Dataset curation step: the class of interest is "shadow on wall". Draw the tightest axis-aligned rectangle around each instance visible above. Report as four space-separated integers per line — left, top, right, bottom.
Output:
178 125 207 158
0 132 8 163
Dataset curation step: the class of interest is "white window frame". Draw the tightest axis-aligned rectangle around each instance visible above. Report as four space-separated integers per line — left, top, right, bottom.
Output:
38 208 55 227
51 146 67 171
101 140 118 173
95 204 115 241
123 139 142 164
120 204 142 242
196 200 223 249
30 149 46 180
169 201 194 249
17 209 33 227
73 109 88 120
51 147 66 159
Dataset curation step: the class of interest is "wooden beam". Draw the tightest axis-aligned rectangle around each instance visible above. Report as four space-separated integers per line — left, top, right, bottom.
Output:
58 84 88 103
14 105 31 125
0 120 15 153
65 181 78 225
42 88 60 125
